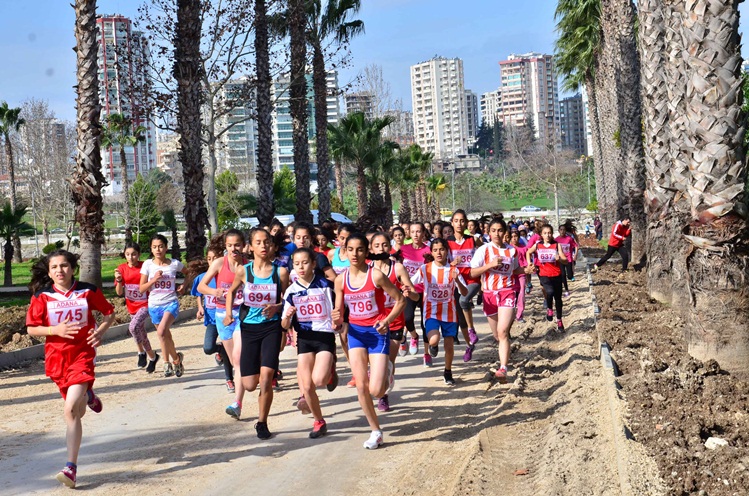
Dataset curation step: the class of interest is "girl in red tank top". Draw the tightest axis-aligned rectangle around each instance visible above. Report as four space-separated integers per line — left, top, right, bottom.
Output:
525 225 568 332
333 233 405 449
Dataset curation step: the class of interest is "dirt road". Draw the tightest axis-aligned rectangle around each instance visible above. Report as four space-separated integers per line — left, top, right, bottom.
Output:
0 271 664 495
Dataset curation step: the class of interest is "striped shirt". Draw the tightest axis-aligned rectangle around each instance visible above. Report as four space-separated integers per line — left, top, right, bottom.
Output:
470 243 519 291
412 262 462 322
282 274 335 333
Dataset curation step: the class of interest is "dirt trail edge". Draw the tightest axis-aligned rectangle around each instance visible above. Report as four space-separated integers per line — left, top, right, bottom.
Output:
1 270 662 495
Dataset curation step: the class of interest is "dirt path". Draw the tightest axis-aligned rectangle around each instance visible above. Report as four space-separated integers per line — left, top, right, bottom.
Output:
0 270 664 495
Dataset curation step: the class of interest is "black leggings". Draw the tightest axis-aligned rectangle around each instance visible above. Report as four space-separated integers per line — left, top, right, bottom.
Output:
596 245 630 270
404 296 425 339
539 275 564 320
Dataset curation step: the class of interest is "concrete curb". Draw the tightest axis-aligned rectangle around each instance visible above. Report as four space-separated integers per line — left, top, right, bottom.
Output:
0 308 198 370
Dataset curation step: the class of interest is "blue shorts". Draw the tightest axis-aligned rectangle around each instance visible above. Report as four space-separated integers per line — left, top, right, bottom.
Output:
347 323 390 355
425 319 458 339
215 307 240 341
149 300 179 325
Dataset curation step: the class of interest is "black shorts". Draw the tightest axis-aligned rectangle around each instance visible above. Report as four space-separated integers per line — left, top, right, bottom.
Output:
297 331 336 355
239 320 283 376
389 329 404 342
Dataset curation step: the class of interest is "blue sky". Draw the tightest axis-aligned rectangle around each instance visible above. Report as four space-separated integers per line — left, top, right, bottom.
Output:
1 0 748 122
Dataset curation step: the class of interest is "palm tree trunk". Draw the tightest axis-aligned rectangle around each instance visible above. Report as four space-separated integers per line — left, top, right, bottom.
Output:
676 0 749 376
206 137 219 235
356 162 367 218
312 45 331 223
71 0 105 287
367 182 386 225
289 0 311 223
398 187 411 223
334 160 345 205
383 181 393 227
3 241 12 287
175 0 208 261
416 182 427 222
119 146 133 243
584 76 607 224
4 140 22 263
255 0 274 227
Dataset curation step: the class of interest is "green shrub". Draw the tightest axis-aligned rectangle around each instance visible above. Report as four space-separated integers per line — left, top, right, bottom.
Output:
42 241 64 254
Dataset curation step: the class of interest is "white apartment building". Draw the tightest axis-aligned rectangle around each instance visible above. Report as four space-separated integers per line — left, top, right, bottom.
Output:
96 14 156 195
480 88 502 127
465 90 479 141
410 56 469 160
344 91 375 120
498 52 560 147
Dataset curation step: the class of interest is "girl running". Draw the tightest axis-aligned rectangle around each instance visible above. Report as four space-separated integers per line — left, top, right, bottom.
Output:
332 233 406 449
470 218 525 383
447 210 482 361
26 250 115 488
139 234 185 378
400 223 431 356
190 246 234 392
509 231 529 323
328 223 353 379
555 223 578 297
114 242 158 372
315 230 333 258
412 239 468 385
526 224 568 332
198 230 248 418
291 222 336 282
281 248 337 439
370 232 419 411
390 226 406 256
224 228 289 439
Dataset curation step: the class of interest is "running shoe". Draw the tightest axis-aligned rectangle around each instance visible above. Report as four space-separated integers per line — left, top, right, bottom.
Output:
297 396 311 415
347 377 356 388
363 430 383 449
214 353 223 367
591 265 599 273
226 380 235 393
286 332 293 346
146 353 160 374
557 320 565 333
56 466 76 488
409 337 419 355
272 378 280 391
386 361 395 394
525 287 531 295
137 353 147 369
309 419 327 439
87 390 103 413
164 362 174 377
399 342 408 357
429 344 439 358
516 317 526 324
444 370 455 386
327 356 339 392
174 352 185 378
423 353 433 368
468 328 479 346
276 370 284 381
463 346 473 362
226 402 241 420
255 421 272 440
546 309 553 322
378 395 391 412
495 366 508 384
564 291 570 298
569 277 576 282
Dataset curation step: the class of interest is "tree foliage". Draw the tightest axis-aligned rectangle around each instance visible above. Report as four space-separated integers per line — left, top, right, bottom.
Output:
129 174 161 244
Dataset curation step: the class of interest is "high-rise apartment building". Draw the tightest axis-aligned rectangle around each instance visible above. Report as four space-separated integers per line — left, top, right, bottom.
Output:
560 94 587 156
480 89 502 127
498 52 560 147
465 90 479 141
344 92 375 119
382 109 415 147
410 56 469 160
96 14 156 195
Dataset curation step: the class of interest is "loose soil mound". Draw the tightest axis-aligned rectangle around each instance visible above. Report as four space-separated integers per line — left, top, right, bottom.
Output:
591 256 749 495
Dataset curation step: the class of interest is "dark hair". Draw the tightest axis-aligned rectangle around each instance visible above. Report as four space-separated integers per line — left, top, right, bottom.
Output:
123 241 142 256
344 233 370 254
621 216 631 221
291 247 317 265
207 233 225 256
409 222 426 233
391 226 405 237
488 217 508 232
150 233 169 248
224 228 246 245
368 232 392 261
294 221 314 237
338 223 355 235
424 238 450 263
541 223 554 235
184 258 209 288
451 209 467 221
249 227 270 244
29 250 79 294
270 219 284 230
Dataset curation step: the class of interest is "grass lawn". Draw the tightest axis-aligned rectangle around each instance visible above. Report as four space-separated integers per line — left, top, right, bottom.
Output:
0 288 120 308
497 196 554 211
0 255 137 288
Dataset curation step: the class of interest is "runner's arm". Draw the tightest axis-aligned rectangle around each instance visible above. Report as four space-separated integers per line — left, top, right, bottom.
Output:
331 274 344 325
395 264 421 302
197 258 224 297
374 269 406 329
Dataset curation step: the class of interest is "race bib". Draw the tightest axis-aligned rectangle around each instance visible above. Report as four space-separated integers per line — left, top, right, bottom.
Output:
559 243 571 255
125 284 147 302
151 274 175 293
402 259 421 277
491 256 514 276
47 299 89 326
452 249 473 267
538 248 557 263
428 283 453 303
293 293 327 322
333 265 347 275
205 294 217 310
244 283 277 308
345 291 379 320
217 282 243 307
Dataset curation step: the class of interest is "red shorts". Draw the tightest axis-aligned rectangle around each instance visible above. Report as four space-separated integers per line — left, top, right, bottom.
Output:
45 342 96 399
482 289 518 316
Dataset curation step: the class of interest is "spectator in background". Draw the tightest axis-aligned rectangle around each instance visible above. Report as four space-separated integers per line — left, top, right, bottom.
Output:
594 216 603 241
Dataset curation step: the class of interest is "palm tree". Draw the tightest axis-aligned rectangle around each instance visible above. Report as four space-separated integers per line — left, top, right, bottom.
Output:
394 145 422 223
255 0 276 227
307 0 364 223
174 0 208 261
101 113 146 243
426 174 447 219
71 0 106 287
364 140 399 226
0 102 26 263
289 0 312 223
328 112 394 217
0 203 32 287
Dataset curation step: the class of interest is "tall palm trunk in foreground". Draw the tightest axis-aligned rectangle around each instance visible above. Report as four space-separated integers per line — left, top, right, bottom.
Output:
255 0 275 227
289 0 311 223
